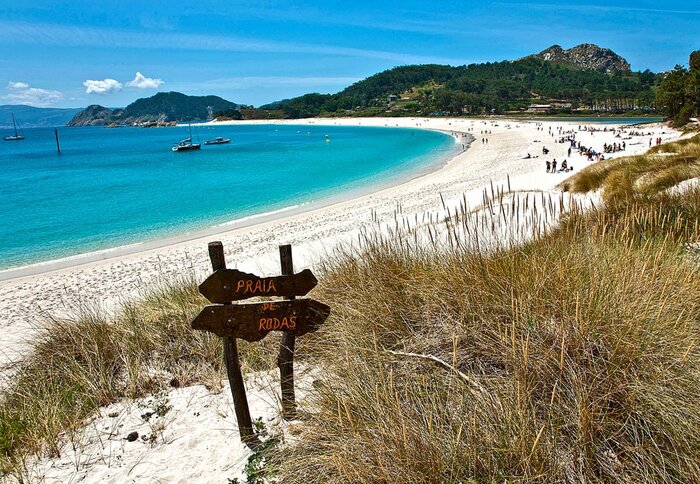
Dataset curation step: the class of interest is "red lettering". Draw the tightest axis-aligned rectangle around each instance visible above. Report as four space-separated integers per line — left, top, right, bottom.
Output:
289 316 297 330
254 280 263 293
280 317 289 329
268 280 276 293
245 281 253 293
273 318 281 330
236 280 245 292
258 319 265 331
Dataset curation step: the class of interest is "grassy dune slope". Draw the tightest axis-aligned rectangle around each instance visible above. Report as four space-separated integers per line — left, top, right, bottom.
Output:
273 188 700 482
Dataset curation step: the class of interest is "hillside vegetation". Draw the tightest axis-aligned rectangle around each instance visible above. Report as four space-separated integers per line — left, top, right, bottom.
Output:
2 139 700 481
264 56 657 118
654 51 700 126
253 44 660 119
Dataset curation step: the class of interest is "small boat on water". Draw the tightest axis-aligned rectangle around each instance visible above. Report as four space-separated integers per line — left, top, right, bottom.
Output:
203 136 231 145
172 123 201 152
172 137 201 152
4 114 25 141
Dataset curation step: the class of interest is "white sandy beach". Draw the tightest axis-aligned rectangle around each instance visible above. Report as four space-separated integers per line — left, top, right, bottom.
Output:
0 117 686 481
0 118 681 369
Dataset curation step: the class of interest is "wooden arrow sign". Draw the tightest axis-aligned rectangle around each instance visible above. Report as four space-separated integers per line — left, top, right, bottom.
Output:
199 268 318 303
191 299 330 342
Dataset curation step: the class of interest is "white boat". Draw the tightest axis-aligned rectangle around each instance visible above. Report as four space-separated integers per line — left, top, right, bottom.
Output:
172 123 201 152
4 114 24 141
203 136 231 145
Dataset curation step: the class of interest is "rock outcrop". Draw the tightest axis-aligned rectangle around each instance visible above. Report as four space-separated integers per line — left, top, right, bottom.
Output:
534 44 631 73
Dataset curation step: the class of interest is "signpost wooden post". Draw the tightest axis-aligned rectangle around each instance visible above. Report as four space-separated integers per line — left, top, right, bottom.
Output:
192 241 330 447
278 244 297 420
206 242 261 449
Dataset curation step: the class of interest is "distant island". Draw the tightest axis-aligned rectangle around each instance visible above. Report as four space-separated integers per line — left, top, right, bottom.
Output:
0 105 81 129
67 92 242 127
64 43 700 128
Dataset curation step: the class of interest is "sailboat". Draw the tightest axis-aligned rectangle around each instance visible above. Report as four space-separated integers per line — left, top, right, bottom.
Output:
172 122 201 152
4 114 25 141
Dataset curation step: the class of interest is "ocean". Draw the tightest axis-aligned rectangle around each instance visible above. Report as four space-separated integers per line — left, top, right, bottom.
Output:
0 124 458 270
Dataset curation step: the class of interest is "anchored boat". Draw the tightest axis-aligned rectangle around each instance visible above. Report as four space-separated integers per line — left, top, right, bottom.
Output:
4 114 24 141
203 136 231 145
172 123 201 152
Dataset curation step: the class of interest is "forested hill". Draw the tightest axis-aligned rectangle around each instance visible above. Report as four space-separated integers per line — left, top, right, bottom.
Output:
246 44 659 119
68 92 242 126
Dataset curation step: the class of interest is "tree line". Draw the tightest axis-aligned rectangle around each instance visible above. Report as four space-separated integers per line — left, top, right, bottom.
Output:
218 57 659 119
655 51 700 126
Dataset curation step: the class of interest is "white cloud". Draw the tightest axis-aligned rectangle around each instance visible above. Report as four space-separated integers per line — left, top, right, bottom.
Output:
4 81 63 106
83 78 122 94
126 72 164 89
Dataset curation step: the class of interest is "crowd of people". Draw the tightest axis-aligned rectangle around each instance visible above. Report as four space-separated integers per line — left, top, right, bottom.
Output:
539 123 673 174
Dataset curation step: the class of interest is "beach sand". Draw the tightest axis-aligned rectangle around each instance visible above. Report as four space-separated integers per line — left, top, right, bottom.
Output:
0 118 682 371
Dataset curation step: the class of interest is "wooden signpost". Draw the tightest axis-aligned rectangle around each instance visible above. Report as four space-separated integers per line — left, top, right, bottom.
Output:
192 299 330 341
191 241 330 449
199 267 318 303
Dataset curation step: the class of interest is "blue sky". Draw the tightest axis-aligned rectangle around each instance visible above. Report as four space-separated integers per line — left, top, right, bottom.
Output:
0 0 697 108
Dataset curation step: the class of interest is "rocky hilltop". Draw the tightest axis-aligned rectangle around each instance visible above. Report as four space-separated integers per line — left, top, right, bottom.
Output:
533 43 631 73
66 105 115 127
67 92 241 127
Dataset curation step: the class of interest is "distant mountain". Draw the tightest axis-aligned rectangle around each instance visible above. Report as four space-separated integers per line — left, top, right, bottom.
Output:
67 92 241 127
0 105 82 128
66 105 114 127
531 44 631 73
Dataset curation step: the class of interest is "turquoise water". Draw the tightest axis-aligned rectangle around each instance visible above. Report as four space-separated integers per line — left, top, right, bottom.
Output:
0 124 457 270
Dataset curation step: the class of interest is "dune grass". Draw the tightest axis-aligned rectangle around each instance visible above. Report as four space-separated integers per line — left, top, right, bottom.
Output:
3 139 700 481
270 187 700 482
560 134 700 203
0 280 281 477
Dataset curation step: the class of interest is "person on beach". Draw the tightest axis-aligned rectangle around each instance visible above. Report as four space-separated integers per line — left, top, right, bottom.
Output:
552 159 557 172
546 160 551 173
